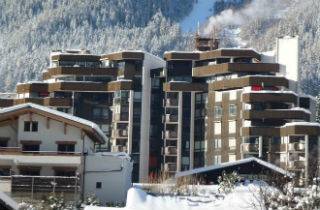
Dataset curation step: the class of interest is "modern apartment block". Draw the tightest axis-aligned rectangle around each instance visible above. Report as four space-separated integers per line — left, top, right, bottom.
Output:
0 36 319 184
161 37 319 183
0 49 165 182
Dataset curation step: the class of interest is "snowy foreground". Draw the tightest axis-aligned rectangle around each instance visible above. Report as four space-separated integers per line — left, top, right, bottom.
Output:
85 183 265 210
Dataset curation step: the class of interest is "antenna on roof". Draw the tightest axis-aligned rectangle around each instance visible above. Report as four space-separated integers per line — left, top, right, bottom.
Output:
197 21 200 36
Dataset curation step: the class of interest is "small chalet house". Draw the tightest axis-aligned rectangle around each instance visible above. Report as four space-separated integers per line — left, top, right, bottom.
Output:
0 103 106 177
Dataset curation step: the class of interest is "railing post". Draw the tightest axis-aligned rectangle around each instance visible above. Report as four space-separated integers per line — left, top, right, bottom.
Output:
31 177 34 200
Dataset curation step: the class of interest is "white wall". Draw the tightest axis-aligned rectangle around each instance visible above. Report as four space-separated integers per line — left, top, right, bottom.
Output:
17 113 94 153
84 153 132 205
0 124 18 147
276 36 299 91
139 52 165 182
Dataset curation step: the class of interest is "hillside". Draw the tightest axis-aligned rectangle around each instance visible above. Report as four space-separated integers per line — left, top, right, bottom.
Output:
0 0 194 91
1 0 319 96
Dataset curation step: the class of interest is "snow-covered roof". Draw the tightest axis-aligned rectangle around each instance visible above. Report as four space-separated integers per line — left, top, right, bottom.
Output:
0 103 107 144
282 122 320 127
176 157 293 178
0 191 18 210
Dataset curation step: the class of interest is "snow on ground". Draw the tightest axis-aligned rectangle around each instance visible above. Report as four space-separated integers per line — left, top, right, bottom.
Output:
85 182 267 210
180 0 216 32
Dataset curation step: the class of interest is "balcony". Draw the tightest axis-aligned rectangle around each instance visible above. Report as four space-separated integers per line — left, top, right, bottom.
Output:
113 113 129 122
288 143 305 152
287 160 305 170
165 114 178 123
11 175 79 193
111 145 127 153
164 163 177 172
164 146 177 156
241 143 259 153
165 130 178 139
113 97 129 105
165 98 178 107
112 129 128 138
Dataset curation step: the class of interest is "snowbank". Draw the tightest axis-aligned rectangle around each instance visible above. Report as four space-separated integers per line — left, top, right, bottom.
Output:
85 183 267 210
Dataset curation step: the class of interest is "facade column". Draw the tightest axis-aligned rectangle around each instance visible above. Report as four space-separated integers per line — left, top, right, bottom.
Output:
305 135 309 186
189 92 195 169
177 92 183 172
259 136 263 158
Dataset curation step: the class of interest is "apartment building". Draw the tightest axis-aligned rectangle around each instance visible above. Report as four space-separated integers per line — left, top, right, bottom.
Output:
161 36 320 183
0 36 319 184
0 49 165 182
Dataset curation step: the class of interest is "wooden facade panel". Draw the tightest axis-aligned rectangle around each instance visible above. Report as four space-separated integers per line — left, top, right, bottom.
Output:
193 63 279 77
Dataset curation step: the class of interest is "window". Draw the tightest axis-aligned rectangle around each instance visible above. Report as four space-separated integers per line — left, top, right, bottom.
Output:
215 91 222 102
228 121 236 134
228 154 236 162
55 170 76 177
229 91 237 100
24 122 31 132
22 144 40 152
58 144 75 153
24 121 38 132
214 122 221 135
214 106 222 118
229 104 237 116
229 138 236 149
214 138 221 149
96 182 102 189
214 155 221 165
0 138 9 147
57 107 70 113
19 168 40 176
280 153 287 163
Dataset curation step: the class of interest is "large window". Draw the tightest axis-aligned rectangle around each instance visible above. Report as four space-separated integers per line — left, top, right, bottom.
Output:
214 122 221 135
229 104 237 116
215 92 222 102
228 154 236 162
22 144 40 152
214 155 221 165
0 137 9 147
55 169 76 177
57 144 75 153
228 121 236 134
214 106 222 118
229 138 236 150
214 138 221 149
24 121 38 132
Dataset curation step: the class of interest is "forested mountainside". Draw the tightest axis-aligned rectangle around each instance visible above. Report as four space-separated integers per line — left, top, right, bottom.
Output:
207 0 320 95
0 0 195 91
0 0 319 97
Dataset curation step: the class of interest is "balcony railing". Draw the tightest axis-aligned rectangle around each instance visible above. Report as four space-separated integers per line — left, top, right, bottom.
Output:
165 114 178 123
164 146 177 156
11 175 80 193
111 145 127 153
112 129 128 138
288 143 305 152
287 160 305 170
164 163 177 172
241 143 259 153
165 130 178 139
0 147 81 156
166 98 178 107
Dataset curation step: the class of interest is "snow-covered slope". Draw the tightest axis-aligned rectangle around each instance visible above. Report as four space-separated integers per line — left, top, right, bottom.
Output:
180 0 216 32
85 183 266 210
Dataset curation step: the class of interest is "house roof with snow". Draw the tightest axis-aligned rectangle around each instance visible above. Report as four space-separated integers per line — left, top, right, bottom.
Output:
176 157 294 179
0 103 106 144
0 191 18 210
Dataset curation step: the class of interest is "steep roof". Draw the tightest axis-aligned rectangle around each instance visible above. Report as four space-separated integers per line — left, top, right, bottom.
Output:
176 157 293 178
0 103 106 144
